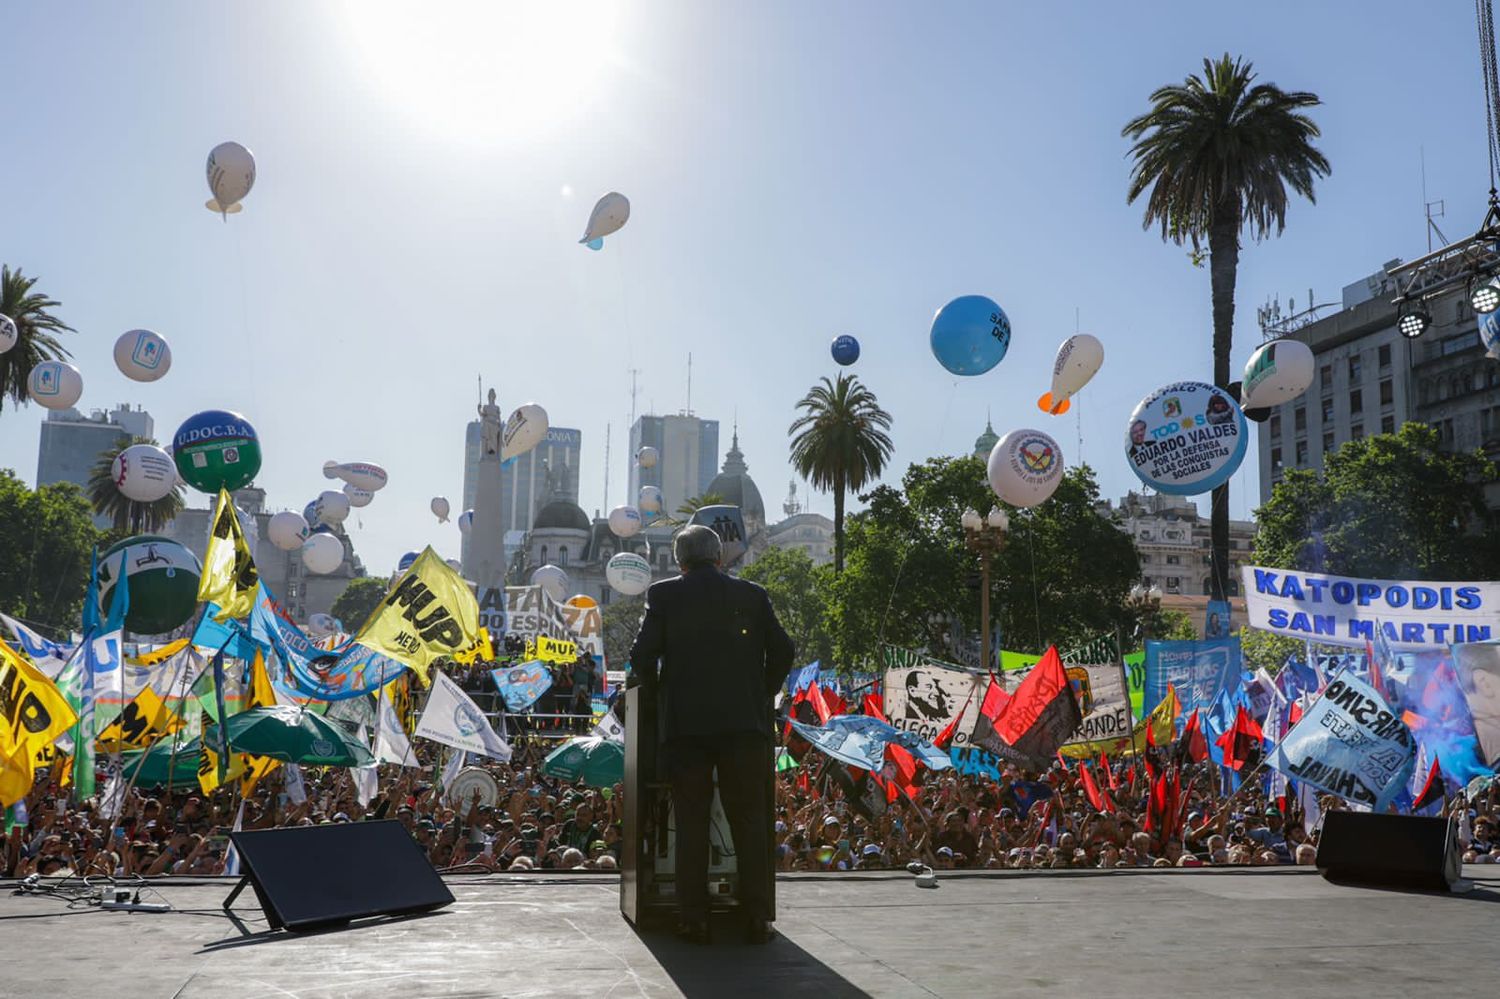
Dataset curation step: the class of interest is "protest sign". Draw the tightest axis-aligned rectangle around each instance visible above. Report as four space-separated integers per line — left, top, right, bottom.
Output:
1006 660 1130 746
503 586 574 643
532 636 577 664
1266 672 1416 810
1144 638 1241 721
490 660 553 712
1242 565 1498 651
879 646 983 747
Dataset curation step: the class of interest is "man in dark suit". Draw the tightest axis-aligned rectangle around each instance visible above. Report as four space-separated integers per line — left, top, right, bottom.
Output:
629 525 795 945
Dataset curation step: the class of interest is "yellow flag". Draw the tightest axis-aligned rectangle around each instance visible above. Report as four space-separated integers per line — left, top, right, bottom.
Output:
197 489 259 621
238 652 281 796
96 686 184 752
355 547 480 687
0 638 80 807
197 741 248 794
130 637 189 667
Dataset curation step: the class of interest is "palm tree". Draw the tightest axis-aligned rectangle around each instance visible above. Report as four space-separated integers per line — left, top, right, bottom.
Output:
788 373 894 573
87 436 185 533
656 492 726 528
0 265 74 412
1122 54 1329 601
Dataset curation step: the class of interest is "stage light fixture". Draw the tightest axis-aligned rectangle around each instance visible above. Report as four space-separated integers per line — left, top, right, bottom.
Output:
1470 276 1500 314
1397 304 1430 340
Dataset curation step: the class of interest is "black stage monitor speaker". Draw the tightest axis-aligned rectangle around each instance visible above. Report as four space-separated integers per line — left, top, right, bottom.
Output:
225 820 454 932
1316 811 1461 892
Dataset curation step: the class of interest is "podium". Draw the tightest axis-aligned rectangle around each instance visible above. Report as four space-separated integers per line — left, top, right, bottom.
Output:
618 685 775 926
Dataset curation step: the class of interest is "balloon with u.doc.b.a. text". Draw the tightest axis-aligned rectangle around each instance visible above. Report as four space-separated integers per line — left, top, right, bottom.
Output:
1125 382 1246 496
172 410 261 493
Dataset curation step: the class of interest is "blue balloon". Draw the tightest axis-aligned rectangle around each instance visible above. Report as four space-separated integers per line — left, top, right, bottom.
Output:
585 237 604 251
397 551 419 573
830 334 860 366
930 295 1011 376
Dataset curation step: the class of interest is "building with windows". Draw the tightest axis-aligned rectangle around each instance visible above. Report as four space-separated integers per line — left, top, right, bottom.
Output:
1256 261 1500 508
36 404 155 526
1100 490 1256 598
628 413 719 517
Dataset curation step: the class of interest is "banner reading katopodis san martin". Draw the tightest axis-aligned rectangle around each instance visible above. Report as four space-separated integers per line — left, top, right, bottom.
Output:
879 646 984 748
1242 565 1499 651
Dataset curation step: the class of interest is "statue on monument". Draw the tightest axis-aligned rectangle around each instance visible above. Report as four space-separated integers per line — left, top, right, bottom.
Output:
478 387 503 456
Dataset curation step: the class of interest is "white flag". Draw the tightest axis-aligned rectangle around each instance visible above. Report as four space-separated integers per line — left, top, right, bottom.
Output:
99 769 126 820
283 762 307 805
352 765 379 808
441 748 468 797
416 671 512 761
592 712 625 745
375 692 420 767
223 799 246 877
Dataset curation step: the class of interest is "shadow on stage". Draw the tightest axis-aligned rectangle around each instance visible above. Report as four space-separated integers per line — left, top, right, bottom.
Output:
631 914 870 999
196 907 449 953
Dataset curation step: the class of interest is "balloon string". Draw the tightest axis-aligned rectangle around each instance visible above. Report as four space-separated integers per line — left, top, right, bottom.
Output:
873 379 960 652
1028 512 1043 651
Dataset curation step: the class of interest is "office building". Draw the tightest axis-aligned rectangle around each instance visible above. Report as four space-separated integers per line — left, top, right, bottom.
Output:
628 413 719 516
36 404 155 527
1256 260 1500 509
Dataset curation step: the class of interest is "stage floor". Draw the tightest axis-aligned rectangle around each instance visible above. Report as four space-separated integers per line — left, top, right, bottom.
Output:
2 867 1497 998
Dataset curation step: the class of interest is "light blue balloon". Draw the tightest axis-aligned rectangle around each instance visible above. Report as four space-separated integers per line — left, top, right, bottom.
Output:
586 237 604 251
930 295 1011 376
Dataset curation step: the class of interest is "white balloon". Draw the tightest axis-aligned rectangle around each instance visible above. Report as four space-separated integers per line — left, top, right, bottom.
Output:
307 613 340 638
987 428 1064 508
638 485 664 515
580 191 630 243
1241 339 1316 410
1038 334 1104 415
322 461 389 492
530 564 569 603
269 511 309 551
431 496 451 523
205 141 255 216
112 329 172 382
109 443 177 503
605 552 652 596
608 505 643 538
343 484 374 508
315 489 352 525
0 313 18 355
636 445 659 469
457 510 475 534
27 361 82 410
301 532 344 574
501 404 549 460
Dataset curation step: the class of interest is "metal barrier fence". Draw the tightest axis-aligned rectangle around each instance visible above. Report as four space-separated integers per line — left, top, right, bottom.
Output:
463 688 601 740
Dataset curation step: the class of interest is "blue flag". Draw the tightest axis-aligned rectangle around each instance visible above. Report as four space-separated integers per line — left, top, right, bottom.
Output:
787 661 820 694
1144 638 1242 721
249 583 405 700
1266 672 1416 811
193 605 258 660
790 715 951 772
491 660 553 712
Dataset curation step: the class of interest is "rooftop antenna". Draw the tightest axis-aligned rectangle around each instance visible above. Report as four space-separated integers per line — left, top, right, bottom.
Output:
1421 147 1449 252
628 367 641 427
603 423 611 511
686 352 693 415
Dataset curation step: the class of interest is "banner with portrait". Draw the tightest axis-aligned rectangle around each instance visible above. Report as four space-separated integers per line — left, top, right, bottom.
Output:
879 645 983 748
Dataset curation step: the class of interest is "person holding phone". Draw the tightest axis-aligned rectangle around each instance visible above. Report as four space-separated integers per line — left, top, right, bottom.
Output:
628 525 796 945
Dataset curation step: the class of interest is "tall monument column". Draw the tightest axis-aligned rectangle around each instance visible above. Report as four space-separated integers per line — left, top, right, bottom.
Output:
467 388 509 632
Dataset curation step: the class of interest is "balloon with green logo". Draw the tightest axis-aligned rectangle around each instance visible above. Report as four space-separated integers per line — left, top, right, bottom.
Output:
172 409 262 493
97 535 202 634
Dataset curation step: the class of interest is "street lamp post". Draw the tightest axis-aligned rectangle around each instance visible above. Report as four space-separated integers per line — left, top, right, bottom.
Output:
962 506 1009 673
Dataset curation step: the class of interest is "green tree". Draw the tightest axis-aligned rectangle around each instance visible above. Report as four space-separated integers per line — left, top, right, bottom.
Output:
0 470 103 633
740 545 832 668
788 373 894 573
0 265 75 412
1255 422 1500 578
658 491 727 528
602 594 646 667
86 435 185 533
330 575 389 632
1123 55 1329 600
828 458 1140 666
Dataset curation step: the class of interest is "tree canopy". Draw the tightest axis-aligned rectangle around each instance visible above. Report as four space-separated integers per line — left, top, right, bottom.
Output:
330 576 390 632
1255 423 1500 580
0 470 102 634
740 545 832 669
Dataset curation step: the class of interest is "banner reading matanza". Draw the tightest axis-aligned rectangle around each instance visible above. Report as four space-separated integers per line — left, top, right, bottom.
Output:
1242 565 1499 651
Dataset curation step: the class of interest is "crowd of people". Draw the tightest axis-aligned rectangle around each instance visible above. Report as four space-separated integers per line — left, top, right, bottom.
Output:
7 709 1498 881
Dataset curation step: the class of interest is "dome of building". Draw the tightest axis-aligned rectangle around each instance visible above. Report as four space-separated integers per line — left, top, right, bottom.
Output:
533 498 590 532
705 429 765 525
974 418 999 459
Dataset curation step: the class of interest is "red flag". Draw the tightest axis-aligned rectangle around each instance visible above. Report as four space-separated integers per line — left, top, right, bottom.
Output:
1145 710 1158 747
933 684 980 751
1055 750 1070 772
861 693 885 721
1079 763 1111 813
974 647 1081 764
1412 757 1444 812
884 743 918 804
1145 768 1168 834
1215 705 1264 771
1099 752 1118 791
807 682 832 724
1365 640 1386 695
824 691 848 719
1181 708 1209 763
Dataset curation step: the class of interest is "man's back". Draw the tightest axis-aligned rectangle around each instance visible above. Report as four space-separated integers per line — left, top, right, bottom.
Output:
629 566 795 742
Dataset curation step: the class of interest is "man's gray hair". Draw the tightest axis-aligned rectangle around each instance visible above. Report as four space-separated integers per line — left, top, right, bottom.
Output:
673 525 722 568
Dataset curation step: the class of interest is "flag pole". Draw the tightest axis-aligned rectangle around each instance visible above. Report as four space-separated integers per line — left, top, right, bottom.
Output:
1116 626 1143 762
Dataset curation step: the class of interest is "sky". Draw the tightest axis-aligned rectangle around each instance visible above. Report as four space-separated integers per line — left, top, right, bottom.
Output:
2 1 1493 574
